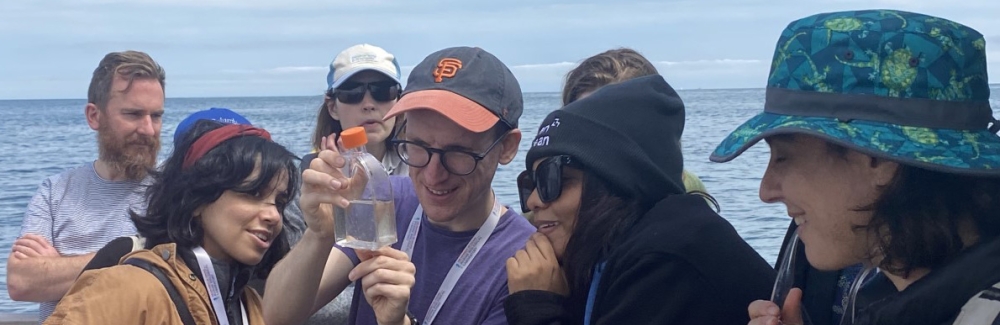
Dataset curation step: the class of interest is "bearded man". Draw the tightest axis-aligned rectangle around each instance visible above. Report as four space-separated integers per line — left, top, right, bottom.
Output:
6 50 166 323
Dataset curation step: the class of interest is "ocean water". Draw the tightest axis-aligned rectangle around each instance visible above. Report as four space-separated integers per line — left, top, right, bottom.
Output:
2 88 999 314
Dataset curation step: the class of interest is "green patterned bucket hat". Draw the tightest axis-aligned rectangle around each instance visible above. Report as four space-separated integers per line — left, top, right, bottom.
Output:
710 9 1000 176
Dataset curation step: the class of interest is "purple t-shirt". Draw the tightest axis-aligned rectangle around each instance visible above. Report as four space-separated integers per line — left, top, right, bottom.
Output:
337 176 535 325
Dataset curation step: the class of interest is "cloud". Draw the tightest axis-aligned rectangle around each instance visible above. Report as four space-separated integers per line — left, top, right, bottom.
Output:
654 59 765 66
511 62 578 70
654 61 771 90
205 58 768 96
456 59 764 72
0 1 806 44
817 0 999 11
264 66 327 74
2 0 999 99
22 0 390 10
218 68 257 75
419 59 766 91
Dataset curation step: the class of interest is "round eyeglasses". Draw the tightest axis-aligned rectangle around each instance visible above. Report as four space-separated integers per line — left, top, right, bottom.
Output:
391 134 507 176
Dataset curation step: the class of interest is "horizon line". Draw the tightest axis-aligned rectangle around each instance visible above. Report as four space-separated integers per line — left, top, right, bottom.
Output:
3 84 1000 101
0 89 750 101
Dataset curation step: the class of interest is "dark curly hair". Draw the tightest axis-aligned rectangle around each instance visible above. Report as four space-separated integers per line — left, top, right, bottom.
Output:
858 163 1000 276
131 119 300 278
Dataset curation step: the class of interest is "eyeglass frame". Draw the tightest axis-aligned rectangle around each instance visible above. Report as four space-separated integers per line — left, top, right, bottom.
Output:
389 130 510 176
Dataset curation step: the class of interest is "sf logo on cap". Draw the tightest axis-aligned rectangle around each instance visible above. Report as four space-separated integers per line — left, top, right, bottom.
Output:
434 58 463 83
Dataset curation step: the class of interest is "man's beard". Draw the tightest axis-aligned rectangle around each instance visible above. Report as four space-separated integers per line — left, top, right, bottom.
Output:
97 123 160 181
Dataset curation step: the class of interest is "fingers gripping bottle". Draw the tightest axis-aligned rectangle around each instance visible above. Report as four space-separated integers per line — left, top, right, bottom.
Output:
334 127 398 250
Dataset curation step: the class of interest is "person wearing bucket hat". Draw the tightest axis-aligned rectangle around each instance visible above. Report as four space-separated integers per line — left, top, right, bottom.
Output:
709 10 1000 325
263 46 535 325
504 74 775 324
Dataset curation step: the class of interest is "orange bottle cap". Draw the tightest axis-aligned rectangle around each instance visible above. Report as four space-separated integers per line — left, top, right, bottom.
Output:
340 127 368 149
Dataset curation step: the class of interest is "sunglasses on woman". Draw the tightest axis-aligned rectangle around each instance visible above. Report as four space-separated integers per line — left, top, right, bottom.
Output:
329 80 401 104
517 155 574 213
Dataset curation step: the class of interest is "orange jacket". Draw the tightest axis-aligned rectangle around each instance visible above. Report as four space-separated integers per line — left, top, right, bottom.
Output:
44 243 265 325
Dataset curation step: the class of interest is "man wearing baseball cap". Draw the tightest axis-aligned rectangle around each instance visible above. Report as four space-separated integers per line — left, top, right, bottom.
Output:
264 46 534 325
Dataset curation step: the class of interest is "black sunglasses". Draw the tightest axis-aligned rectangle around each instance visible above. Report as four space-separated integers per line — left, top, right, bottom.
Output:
517 155 573 213
329 80 400 104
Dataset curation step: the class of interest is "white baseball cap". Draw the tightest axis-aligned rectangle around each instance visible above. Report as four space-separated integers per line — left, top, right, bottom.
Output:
326 44 402 90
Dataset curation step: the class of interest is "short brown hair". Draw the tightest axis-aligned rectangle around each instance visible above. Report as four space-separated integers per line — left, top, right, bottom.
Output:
87 50 165 109
562 48 658 105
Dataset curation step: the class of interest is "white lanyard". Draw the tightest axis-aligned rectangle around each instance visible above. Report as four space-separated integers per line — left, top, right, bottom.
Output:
193 247 249 325
400 197 503 325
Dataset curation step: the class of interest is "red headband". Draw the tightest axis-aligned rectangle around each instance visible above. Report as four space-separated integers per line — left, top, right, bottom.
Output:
182 124 272 169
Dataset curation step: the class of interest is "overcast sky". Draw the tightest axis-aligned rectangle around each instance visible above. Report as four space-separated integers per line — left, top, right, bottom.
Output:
1 0 998 99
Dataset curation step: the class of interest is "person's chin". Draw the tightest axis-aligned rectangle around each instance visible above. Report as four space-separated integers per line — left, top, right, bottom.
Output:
803 247 855 271
123 149 157 164
423 206 458 224
235 253 265 266
362 123 384 134
369 130 393 143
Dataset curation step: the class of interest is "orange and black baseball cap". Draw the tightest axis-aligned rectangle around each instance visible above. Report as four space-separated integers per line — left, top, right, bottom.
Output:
384 46 523 133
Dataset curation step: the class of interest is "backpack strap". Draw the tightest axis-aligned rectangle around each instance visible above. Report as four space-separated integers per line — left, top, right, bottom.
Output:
130 235 147 251
124 258 197 325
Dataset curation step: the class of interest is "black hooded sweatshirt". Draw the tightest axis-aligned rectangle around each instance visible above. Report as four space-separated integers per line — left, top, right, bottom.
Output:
504 194 777 324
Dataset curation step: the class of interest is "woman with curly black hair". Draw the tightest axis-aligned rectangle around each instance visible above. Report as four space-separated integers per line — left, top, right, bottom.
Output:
45 119 299 325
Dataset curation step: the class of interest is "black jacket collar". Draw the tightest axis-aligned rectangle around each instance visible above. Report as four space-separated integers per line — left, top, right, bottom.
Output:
854 237 1000 325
